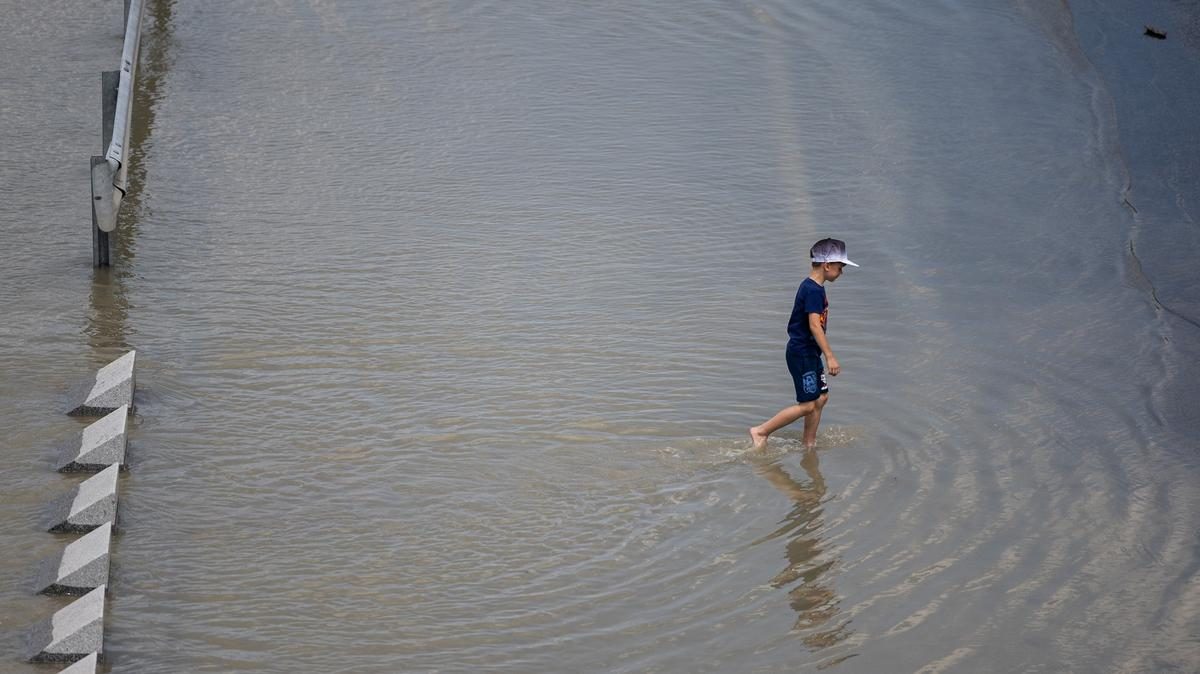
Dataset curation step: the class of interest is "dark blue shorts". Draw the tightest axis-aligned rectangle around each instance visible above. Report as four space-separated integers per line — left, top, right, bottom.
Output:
786 349 828 403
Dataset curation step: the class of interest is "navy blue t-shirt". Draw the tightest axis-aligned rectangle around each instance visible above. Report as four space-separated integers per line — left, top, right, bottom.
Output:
786 278 828 355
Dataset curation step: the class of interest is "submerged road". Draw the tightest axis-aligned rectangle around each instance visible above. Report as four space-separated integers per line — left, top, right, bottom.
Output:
1 0 1198 671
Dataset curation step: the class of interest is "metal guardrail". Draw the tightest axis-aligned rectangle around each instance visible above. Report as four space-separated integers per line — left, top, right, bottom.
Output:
91 0 144 267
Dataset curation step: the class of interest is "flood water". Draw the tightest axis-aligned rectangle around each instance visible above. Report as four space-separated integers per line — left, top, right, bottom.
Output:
2 1 1199 672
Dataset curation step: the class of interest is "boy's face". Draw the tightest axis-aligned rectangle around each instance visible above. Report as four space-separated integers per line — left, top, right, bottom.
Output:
824 262 846 282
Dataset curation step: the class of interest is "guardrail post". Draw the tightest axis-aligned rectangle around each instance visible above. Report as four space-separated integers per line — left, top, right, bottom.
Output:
90 0 143 266
90 160 109 268
92 71 119 268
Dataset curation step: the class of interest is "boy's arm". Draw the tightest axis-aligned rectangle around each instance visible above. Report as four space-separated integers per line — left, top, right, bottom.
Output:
808 313 841 376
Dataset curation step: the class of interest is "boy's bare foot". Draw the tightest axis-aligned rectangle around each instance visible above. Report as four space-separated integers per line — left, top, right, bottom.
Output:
749 426 768 450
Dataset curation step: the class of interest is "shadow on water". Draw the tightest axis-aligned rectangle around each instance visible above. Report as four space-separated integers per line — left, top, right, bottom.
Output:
748 450 855 658
87 0 174 355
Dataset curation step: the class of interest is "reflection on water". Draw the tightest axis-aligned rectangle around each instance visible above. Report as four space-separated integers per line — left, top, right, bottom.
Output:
85 267 132 354
750 450 852 652
124 0 173 228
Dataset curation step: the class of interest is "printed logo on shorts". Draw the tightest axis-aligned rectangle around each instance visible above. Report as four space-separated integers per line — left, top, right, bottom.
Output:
802 371 819 395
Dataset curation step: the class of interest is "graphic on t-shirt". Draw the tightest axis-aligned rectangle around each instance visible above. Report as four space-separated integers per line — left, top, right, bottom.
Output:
787 279 830 353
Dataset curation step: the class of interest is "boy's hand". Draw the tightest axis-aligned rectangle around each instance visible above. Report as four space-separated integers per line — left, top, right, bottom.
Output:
827 356 841 376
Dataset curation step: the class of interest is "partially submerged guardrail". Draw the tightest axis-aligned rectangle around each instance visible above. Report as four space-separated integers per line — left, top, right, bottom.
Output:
90 0 144 267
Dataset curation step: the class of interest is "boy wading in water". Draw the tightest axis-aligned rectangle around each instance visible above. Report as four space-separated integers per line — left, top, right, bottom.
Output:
751 238 858 450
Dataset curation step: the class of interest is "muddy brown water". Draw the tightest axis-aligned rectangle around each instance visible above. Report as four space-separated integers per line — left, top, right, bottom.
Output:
2 1 1198 671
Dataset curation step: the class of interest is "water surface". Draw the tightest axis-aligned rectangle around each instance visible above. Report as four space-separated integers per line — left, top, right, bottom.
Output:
1 0 1198 671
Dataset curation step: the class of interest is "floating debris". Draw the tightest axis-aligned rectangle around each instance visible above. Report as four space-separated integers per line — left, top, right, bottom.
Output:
1144 25 1167 40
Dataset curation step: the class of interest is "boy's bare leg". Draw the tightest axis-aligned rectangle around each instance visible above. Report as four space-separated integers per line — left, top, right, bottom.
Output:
750 401 816 450
801 393 828 449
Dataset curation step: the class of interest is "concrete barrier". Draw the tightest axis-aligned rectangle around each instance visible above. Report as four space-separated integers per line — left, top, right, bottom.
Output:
36 523 112 596
57 406 128 473
25 585 105 663
67 351 135 416
58 652 98 673
47 465 120 534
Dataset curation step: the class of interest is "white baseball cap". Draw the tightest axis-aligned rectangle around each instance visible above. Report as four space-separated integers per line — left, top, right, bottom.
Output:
810 238 859 267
